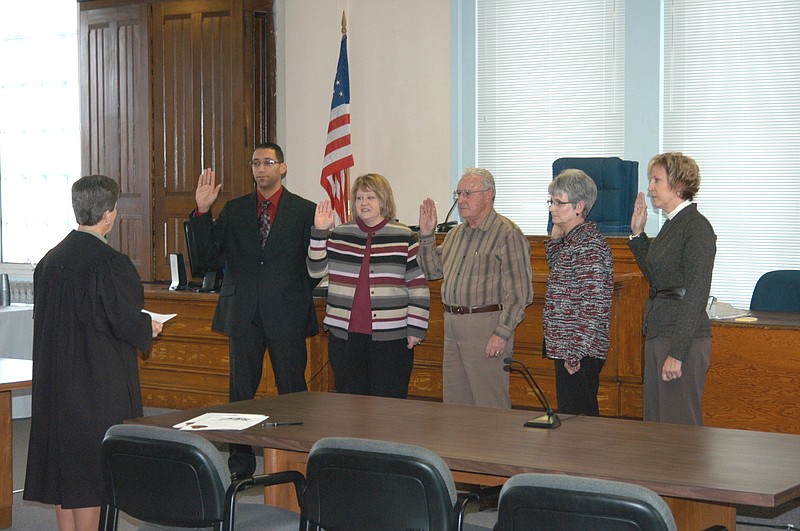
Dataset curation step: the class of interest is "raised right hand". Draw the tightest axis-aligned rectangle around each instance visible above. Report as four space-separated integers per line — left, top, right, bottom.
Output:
630 191 647 235
418 198 438 236
196 168 222 212
314 199 336 230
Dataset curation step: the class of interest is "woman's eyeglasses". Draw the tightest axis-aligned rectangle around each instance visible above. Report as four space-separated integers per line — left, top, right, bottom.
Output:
547 199 575 207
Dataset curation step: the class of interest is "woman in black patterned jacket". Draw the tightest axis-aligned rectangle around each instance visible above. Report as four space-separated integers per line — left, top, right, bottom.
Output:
629 152 716 426
544 169 614 416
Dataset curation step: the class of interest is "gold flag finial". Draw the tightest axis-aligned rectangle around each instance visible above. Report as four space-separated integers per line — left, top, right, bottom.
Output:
341 11 347 34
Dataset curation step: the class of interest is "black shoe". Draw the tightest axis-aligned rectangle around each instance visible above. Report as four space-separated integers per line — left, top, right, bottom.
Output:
228 448 256 481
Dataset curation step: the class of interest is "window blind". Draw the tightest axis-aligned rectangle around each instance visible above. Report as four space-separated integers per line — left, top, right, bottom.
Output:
0 1 80 264
476 0 626 234
663 0 800 307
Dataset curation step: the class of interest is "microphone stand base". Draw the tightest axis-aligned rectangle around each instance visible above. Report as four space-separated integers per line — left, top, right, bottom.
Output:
524 413 561 429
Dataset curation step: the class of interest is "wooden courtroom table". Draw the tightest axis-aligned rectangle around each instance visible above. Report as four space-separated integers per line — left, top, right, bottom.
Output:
129 391 800 530
0 358 32 528
705 311 800 433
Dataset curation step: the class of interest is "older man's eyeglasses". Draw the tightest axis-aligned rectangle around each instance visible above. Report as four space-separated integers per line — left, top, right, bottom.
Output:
453 189 490 200
250 159 281 168
547 199 575 207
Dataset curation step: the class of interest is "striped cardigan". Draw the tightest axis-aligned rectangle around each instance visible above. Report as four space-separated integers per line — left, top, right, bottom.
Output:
307 221 430 341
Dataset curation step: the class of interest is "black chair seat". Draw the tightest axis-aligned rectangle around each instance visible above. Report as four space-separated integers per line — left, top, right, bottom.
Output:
301 436 493 531
100 424 304 531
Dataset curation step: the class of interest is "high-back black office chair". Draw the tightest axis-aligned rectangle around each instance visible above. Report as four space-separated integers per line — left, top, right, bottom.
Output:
99 424 304 531
749 270 800 312
549 157 638 234
494 473 677 531
302 437 491 531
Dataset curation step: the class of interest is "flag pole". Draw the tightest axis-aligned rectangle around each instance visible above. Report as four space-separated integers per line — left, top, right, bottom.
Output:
341 11 351 222
320 11 354 225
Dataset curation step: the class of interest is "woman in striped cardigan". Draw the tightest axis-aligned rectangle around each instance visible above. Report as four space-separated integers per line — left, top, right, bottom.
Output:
307 173 430 398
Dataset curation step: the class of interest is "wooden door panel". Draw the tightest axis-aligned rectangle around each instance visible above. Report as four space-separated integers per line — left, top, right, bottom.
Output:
79 3 151 279
152 0 260 281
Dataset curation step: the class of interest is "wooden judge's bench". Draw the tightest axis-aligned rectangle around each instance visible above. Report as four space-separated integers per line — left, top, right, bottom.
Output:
141 234 800 434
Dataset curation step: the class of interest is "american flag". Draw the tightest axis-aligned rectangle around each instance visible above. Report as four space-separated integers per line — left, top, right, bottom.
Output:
320 34 354 225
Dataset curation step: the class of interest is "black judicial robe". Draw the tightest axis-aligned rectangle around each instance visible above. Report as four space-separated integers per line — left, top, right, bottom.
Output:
23 230 154 508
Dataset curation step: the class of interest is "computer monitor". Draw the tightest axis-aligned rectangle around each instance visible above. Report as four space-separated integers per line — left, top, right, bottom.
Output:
183 220 224 292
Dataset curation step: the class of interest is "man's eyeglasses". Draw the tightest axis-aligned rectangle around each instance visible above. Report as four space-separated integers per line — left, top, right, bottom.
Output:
250 159 281 168
547 199 575 207
453 189 490 200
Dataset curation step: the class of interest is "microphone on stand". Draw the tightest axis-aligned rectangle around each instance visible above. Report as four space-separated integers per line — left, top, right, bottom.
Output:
436 199 459 233
503 357 561 429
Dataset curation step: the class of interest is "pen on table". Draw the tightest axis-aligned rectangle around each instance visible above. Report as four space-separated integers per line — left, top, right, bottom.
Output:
261 421 304 427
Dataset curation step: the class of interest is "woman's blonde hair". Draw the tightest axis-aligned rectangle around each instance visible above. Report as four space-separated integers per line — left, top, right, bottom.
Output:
648 152 701 201
349 173 397 221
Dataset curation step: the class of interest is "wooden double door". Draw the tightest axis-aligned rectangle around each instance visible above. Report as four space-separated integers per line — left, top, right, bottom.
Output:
78 0 275 281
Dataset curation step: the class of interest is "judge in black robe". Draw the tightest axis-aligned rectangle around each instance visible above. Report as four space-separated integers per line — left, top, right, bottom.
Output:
23 175 162 531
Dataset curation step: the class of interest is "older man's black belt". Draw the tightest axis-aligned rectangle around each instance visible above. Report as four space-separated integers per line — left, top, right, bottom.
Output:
649 287 686 300
443 304 503 315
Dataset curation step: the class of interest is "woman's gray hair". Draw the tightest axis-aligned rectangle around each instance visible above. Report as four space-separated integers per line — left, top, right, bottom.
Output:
549 169 597 217
72 174 120 226
462 167 496 194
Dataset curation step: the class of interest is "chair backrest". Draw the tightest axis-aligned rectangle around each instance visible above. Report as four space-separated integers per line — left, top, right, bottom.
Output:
100 424 231 529
494 473 677 531
750 270 800 312
303 437 459 531
550 157 638 234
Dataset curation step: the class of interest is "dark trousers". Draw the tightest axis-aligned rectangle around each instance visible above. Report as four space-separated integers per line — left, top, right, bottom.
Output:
554 357 605 416
644 336 710 425
328 333 414 398
228 313 308 401
228 311 308 460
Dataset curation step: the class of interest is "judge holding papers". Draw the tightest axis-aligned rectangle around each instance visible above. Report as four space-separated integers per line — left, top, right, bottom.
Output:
23 175 163 531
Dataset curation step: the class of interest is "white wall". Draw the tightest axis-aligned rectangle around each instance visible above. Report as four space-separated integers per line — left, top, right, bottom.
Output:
276 0 452 226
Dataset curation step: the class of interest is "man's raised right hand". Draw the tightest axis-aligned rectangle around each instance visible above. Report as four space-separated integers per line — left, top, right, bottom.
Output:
196 168 222 213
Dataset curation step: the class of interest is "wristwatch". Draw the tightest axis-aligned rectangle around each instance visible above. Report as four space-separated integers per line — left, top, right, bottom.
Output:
629 233 643 240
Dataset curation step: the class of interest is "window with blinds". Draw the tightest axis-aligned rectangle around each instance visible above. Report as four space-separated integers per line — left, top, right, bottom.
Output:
663 0 800 307
476 0 626 235
0 1 80 264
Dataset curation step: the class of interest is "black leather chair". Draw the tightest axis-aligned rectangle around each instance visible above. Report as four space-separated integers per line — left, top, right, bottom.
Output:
550 156 638 234
301 436 492 531
99 424 304 531
494 473 676 530
750 270 800 312
493 473 728 531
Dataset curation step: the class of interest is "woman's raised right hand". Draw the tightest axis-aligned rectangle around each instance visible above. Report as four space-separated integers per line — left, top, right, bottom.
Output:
630 192 647 235
315 199 335 230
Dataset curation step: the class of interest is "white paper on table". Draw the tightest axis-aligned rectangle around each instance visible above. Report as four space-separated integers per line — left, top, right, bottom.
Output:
172 412 269 431
706 301 749 320
142 309 177 323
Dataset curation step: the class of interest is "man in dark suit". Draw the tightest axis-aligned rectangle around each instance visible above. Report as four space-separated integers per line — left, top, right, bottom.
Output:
190 142 318 478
